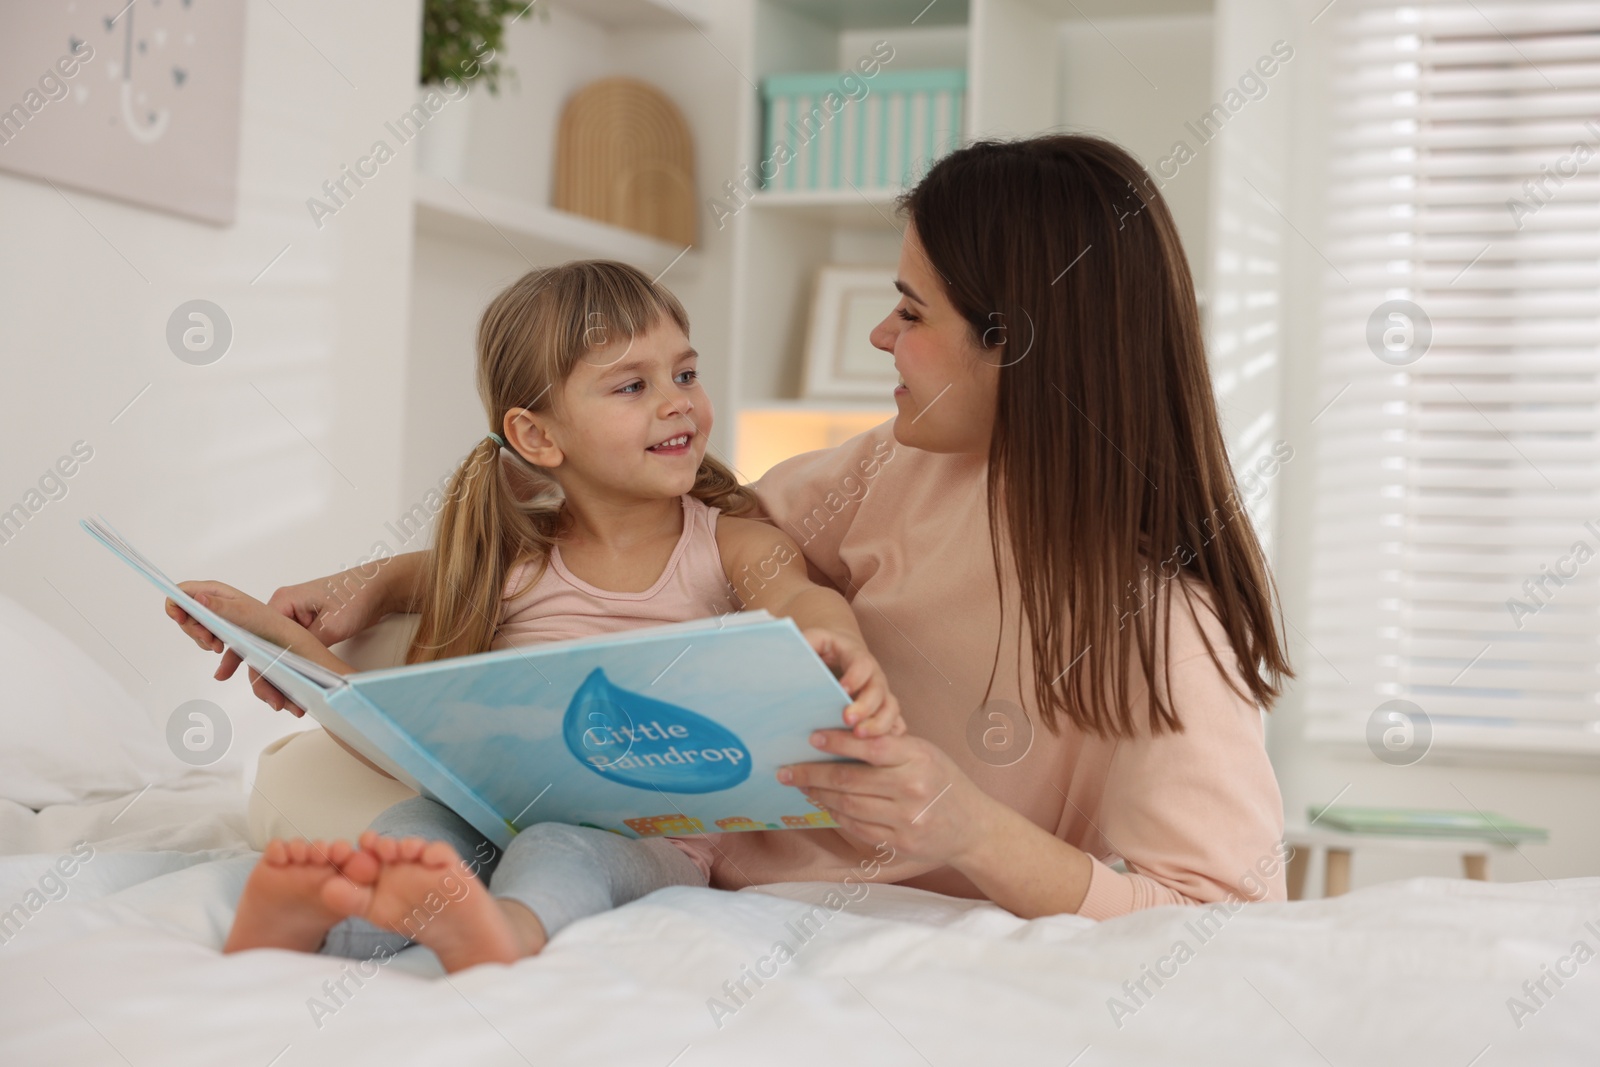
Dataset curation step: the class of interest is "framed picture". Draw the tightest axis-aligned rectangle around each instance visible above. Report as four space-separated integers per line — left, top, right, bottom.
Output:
802 266 901 400
0 2 247 225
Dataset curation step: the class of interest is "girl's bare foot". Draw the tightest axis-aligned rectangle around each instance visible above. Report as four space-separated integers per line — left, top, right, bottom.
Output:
225 838 362 954
320 831 546 973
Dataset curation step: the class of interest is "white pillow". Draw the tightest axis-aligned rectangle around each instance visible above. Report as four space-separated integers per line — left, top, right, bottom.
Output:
249 728 418 849
0 593 172 808
247 614 424 848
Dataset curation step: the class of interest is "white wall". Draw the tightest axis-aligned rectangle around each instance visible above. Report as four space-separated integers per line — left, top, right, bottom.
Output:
1268 0 1600 891
0 0 421 780
1057 14 1215 296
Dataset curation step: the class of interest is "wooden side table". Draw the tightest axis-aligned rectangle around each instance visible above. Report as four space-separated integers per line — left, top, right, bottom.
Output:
1282 824 1522 899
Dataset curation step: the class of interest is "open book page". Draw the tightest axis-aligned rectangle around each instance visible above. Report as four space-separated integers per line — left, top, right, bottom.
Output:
80 515 345 696
82 515 430 788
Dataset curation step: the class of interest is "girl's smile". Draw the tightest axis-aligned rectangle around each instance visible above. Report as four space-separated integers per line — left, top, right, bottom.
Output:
646 431 695 456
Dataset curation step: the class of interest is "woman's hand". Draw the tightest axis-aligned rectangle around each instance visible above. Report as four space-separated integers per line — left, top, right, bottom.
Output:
802 628 907 739
777 730 998 867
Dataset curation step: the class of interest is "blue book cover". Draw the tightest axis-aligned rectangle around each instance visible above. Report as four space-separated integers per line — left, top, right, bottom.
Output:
83 516 855 849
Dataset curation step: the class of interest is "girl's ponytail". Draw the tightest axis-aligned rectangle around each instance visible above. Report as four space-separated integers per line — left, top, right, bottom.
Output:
690 453 757 518
405 435 551 664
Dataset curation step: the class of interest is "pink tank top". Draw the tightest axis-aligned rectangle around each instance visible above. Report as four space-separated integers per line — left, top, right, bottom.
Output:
492 494 742 646
489 494 741 880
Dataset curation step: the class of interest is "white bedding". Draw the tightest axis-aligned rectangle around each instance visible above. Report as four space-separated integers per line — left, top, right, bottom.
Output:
2 783 1596 1066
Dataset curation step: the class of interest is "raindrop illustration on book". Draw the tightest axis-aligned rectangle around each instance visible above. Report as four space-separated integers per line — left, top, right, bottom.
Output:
562 667 752 792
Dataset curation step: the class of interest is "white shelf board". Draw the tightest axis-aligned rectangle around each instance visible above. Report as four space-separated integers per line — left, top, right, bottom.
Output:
545 0 708 30
412 174 692 275
769 0 970 30
740 398 898 413
747 187 907 229
1019 0 1211 16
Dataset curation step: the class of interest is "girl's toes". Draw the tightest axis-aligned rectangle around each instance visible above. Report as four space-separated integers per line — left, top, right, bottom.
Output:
367 835 398 863
420 840 461 869
327 839 353 866
263 839 291 865
287 839 310 864
341 849 380 886
398 837 427 862
319 875 372 918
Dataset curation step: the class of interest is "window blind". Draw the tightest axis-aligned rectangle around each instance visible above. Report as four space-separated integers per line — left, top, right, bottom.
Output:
1308 0 1600 754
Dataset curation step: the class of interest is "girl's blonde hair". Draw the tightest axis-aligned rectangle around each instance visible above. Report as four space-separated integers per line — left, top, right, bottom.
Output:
405 259 755 665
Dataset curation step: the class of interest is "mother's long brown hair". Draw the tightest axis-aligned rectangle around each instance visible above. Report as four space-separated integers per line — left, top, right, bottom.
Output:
901 135 1292 738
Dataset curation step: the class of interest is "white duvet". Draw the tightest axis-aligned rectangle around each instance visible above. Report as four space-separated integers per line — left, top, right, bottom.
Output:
1 781 1596 1066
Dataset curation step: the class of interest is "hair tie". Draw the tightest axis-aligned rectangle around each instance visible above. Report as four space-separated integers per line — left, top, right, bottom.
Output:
486 431 507 449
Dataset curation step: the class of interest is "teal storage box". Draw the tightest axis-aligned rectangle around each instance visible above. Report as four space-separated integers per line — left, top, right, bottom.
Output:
759 68 966 192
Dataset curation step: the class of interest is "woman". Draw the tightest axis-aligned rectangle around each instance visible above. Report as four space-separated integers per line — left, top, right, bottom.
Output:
185 134 1292 920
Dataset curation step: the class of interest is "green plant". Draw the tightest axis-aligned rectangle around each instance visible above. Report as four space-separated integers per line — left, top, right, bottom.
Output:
419 0 543 94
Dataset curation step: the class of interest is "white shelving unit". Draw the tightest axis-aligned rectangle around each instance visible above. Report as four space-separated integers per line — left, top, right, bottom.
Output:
728 0 972 419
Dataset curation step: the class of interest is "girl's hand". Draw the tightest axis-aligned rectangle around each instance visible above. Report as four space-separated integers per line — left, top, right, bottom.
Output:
174 579 324 647
777 730 997 868
802 628 907 739
165 581 300 713
258 568 393 648
165 580 336 717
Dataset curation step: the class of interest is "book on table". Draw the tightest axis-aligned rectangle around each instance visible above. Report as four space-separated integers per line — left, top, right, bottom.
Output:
83 516 853 849
1309 805 1548 843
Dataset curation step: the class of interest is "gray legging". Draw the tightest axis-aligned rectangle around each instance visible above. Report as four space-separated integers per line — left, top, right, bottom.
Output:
319 796 707 960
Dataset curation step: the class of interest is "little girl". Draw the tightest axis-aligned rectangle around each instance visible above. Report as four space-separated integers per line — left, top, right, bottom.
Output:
169 260 904 973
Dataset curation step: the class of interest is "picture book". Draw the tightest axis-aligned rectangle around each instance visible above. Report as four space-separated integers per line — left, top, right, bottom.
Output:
82 516 855 849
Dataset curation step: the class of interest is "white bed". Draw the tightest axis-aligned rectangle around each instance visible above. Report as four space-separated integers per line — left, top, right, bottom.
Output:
5 780 1599 1066
2 600 1597 1065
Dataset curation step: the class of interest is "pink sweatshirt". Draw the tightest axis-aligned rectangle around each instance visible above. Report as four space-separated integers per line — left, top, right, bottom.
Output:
716 419 1288 920
491 494 737 881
